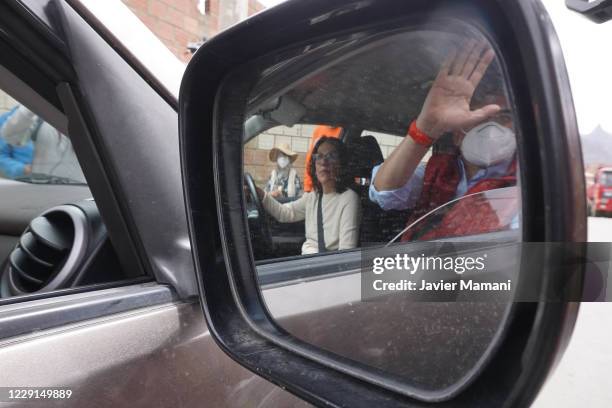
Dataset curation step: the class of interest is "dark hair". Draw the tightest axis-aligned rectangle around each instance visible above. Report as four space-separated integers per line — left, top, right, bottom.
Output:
309 136 352 194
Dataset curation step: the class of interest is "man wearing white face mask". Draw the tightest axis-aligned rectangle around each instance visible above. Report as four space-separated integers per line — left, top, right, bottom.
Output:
369 41 518 240
265 143 302 200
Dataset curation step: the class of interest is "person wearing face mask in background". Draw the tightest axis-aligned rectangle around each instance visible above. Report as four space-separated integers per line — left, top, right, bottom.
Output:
369 41 518 241
0 105 86 183
265 143 302 201
0 106 35 179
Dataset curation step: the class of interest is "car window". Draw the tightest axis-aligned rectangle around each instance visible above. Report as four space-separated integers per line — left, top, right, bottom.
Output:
0 79 139 301
0 94 85 185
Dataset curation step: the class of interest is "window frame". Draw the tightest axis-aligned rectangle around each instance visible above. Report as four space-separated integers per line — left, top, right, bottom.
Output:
0 47 149 301
0 0 189 340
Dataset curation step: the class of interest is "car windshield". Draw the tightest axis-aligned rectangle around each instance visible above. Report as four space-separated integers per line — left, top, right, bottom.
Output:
601 171 612 186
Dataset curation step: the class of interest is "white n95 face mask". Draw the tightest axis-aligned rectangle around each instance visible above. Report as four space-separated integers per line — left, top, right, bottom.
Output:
277 155 290 169
460 121 516 167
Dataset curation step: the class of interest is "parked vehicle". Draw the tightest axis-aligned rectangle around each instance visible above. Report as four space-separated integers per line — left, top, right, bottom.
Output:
0 0 605 407
587 166 612 216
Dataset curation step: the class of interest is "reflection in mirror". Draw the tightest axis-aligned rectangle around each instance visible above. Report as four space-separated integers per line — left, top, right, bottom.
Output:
241 23 522 397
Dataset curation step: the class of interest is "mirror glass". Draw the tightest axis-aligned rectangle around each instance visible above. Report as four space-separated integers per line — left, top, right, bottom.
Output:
240 23 522 396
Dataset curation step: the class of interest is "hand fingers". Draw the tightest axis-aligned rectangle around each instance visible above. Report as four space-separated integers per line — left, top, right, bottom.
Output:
435 48 458 81
461 42 488 78
469 49 496 87
450 40 477 76
466 104 501 128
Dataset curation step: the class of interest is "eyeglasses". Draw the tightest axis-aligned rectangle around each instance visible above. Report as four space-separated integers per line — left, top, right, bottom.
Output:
312 151 340 163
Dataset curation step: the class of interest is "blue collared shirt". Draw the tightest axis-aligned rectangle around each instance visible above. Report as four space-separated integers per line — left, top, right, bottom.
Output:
369 157 514 211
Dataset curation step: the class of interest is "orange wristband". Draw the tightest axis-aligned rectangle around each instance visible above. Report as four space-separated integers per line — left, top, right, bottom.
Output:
408 120 434 147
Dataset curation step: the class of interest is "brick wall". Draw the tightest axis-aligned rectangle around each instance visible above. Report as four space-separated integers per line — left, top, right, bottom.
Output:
122 0 265 62
248 0 265 14
122 0 209 62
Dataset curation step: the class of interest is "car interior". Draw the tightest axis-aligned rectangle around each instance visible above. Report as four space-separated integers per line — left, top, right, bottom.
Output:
0 83 142 300
243 29 520 264
245 126 414 258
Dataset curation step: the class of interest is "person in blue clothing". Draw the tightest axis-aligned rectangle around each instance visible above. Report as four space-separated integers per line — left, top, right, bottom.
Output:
0 104 84 183
0 106 35 179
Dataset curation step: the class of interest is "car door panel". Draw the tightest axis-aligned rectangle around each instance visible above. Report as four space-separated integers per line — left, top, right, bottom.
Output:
0 300 311 407
254 228 519 394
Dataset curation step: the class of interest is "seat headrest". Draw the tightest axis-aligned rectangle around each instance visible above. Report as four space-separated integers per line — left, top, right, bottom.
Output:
345 135 384 179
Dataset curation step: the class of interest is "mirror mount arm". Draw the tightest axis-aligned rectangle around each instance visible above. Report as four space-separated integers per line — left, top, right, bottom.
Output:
566 0 612 23
244 114 278 140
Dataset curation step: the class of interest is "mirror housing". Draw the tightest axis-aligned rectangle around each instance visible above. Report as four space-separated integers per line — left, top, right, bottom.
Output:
179 0 585 406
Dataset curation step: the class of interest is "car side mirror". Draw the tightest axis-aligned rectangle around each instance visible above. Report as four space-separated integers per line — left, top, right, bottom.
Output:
179 0 587 406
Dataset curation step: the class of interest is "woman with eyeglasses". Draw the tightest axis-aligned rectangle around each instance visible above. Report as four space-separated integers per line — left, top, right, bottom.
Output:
255 136 360 255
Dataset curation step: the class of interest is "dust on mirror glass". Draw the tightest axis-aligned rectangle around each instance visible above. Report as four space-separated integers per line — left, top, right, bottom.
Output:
242 25 521 395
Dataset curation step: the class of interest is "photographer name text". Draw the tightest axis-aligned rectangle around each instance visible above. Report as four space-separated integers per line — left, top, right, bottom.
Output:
372 279 512 291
